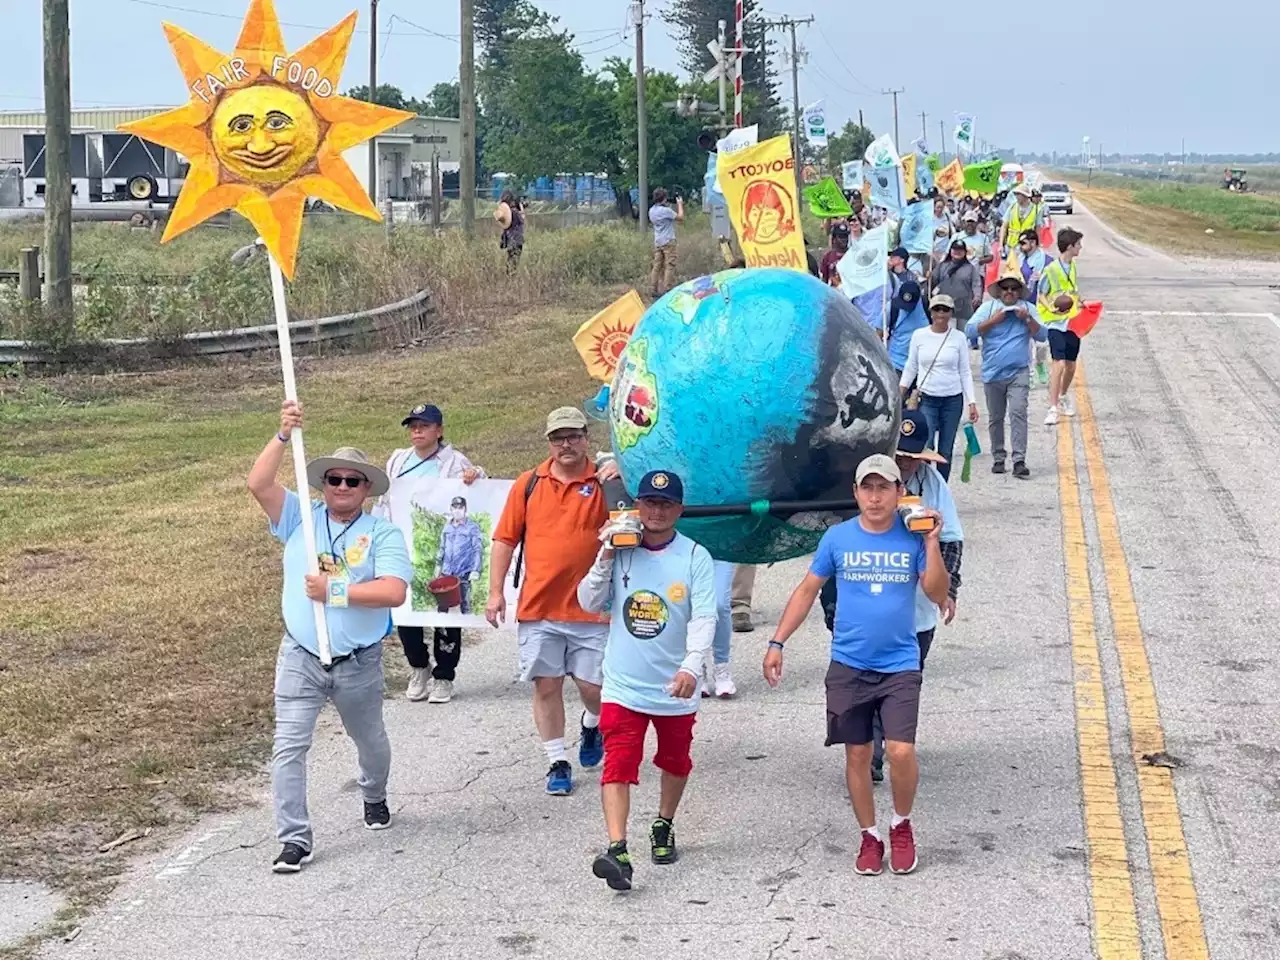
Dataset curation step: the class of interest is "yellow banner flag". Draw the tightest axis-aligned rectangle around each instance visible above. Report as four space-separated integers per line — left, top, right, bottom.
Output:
717 135 807 271
901 154 917 197
573 289 644 382
935 158 964 197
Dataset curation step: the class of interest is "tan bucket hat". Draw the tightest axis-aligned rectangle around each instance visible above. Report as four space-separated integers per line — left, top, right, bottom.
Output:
306 447 390 498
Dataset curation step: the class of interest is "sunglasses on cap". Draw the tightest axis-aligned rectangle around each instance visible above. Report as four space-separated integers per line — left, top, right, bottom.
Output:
324 475 367 488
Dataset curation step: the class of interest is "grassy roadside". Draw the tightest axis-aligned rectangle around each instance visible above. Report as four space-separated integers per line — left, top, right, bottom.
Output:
1064 175 1280 258
0 292 619 949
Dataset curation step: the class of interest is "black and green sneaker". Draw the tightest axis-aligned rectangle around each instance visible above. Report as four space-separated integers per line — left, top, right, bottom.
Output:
592 841 633 890
650 817 678 865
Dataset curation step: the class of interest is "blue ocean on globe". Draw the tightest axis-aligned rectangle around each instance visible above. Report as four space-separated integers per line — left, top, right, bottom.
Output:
609 267 900 563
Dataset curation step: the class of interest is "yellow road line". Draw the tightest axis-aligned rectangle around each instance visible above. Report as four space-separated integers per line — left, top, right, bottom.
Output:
1056 401 1142 959
1075 365 1211 960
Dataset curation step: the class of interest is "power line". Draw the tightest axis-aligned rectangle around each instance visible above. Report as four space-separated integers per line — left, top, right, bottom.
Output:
815 29 876 94
122 0 459 39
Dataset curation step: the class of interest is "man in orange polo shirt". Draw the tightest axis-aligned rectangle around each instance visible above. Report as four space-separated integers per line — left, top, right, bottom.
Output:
488 407 614 796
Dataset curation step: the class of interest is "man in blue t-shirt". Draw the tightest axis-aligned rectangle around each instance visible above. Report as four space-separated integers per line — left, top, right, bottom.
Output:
248 401 412 874
766 454 947 878
577 470 716 891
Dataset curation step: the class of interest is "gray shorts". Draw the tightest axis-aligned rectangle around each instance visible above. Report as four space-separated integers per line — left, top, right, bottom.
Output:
517 620 608 686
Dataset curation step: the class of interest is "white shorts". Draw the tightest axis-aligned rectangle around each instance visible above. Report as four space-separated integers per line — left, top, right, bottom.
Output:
517 620 608 685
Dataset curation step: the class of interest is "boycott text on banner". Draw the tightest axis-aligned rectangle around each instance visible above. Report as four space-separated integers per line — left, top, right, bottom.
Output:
713 124 759 192
387 477 519 629
717 134 808 271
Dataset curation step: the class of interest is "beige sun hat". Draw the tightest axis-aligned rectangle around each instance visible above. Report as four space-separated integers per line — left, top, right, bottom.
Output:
306 447 390 498
986 262 1028 300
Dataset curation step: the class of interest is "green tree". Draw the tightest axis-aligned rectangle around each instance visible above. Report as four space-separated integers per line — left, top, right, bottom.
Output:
826 121 875 170
343 84 410 110
422 82 460 118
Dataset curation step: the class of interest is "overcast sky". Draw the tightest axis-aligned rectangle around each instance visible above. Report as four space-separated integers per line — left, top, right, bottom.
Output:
3 0 1276 155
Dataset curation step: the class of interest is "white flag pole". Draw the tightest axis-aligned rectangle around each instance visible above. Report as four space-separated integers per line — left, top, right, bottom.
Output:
266 243 333 666
880 225 890 345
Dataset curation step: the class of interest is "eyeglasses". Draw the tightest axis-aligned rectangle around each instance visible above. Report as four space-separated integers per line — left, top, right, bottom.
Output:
324 475 366 488
548 433 586 446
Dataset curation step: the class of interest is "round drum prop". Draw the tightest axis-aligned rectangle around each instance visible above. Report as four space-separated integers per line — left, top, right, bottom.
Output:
609 268 899 563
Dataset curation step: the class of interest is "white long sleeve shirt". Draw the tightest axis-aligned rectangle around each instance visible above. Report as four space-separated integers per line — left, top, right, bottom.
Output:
900 327 976 404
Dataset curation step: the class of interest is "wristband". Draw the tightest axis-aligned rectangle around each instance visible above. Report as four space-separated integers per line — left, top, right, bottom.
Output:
276 431 290 443
768 640 785 651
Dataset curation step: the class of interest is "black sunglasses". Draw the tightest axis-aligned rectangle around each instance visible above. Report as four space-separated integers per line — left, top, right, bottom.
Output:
930 305 954 313
324 475 366 488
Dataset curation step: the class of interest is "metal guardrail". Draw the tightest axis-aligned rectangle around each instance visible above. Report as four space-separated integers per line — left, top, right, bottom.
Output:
0 288 433 365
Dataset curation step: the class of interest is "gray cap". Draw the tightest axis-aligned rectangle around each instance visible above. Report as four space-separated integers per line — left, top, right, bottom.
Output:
545 406 588 436
856 453 902 485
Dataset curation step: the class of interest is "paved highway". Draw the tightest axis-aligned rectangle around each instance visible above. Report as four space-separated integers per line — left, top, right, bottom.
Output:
39 206 1280 960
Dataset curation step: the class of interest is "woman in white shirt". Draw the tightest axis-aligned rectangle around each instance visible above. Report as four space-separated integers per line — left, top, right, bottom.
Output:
899 293 979 482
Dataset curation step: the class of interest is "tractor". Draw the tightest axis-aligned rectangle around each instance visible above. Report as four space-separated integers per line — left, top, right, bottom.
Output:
1222 168 1249 192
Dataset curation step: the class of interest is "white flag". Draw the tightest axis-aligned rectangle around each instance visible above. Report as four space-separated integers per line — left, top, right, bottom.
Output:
714 124 759 192
864 133 901 169
838 223 891 299
841 160 864 191
953 113 974 150
802 100 827 147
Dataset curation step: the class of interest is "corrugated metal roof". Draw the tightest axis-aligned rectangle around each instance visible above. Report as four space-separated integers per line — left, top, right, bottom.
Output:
0 107 178 128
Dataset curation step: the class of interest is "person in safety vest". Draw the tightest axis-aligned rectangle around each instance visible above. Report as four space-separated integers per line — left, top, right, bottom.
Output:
1037 228 1085 425
998 184 1043 260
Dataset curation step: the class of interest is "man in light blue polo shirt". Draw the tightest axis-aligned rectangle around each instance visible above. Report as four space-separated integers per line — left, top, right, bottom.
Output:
248 401 412 874
966 268 1047 479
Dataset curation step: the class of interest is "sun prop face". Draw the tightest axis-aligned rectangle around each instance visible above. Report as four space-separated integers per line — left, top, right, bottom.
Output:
120 0 414 279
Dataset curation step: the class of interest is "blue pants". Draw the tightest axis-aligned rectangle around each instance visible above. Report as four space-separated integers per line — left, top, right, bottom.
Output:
712 560 734 664
919 392 964 482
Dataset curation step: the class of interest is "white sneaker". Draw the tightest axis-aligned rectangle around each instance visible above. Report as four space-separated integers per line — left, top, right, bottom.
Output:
427 679 454 704
701 650 715 697
713 663 737 698
1060 394 1076 416
1044 406 1059 425
406 668 431 701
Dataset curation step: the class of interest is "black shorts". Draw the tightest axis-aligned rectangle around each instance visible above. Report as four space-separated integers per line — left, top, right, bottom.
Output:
824 661 923 746
1047 328 1081 362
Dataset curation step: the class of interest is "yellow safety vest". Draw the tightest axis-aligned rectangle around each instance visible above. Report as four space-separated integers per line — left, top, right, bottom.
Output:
1037 258 1080 323
1005 202 1040 244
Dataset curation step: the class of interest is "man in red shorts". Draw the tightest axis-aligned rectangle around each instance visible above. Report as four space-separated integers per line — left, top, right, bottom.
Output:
576 470 717 890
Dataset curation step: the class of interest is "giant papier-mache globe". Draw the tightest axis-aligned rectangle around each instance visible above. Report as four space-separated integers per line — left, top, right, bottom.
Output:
609 267 900 563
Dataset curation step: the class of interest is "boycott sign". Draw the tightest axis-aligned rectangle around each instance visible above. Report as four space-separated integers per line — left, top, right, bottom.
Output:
717 134 808 272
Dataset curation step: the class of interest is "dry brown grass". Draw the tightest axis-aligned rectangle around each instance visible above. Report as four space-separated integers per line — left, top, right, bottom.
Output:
0 291 617 935
1070 182 1280 259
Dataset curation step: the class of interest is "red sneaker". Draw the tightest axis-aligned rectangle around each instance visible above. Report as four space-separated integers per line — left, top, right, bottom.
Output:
855 830 884 875
889 819 917 874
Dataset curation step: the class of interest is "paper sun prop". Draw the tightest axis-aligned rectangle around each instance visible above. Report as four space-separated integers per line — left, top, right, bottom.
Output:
122 0 414 279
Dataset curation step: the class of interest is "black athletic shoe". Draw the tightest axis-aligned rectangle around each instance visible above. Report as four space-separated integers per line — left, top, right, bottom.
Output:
363 800 392 830
650 817 678 864
592 841 634 890
271 842 312 873
871 761 885 784
1012 461 1031 479
992 460 1006 474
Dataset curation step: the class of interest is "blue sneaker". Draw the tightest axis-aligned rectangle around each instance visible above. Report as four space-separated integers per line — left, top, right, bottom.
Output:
546 760 573 796
579 721 603 769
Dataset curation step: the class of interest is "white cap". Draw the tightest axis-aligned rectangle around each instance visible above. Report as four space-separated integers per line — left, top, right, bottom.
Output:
855 453 902 485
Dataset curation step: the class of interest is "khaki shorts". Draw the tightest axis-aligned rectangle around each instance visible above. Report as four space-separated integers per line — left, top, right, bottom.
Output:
517 620 608 685
824 661 922 746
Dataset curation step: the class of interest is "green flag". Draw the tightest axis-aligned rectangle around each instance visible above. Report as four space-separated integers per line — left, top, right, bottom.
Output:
963 158 1003 195
925 153 941 173
804 176 853 218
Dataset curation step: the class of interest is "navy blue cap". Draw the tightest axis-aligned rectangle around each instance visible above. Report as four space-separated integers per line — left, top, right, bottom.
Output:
889 246 909 261
402 403 443 426
895 408 948 463
636 470 684 504
893 279 922 307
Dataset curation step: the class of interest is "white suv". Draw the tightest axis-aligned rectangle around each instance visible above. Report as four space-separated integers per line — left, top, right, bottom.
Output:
1041 182 1073 215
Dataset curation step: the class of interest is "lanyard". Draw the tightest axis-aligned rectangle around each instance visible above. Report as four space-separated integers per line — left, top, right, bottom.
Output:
396 447 440 478
326 512 361 561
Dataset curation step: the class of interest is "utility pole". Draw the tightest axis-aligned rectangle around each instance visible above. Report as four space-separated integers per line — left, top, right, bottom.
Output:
919 111 927 144
761 16 813 196
882 87 903 148
367 0 378 202
459 0 476 236
635 0 648 232
42 0 72 326
717 19 727 133
939 119 946 161
858 108 864 129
